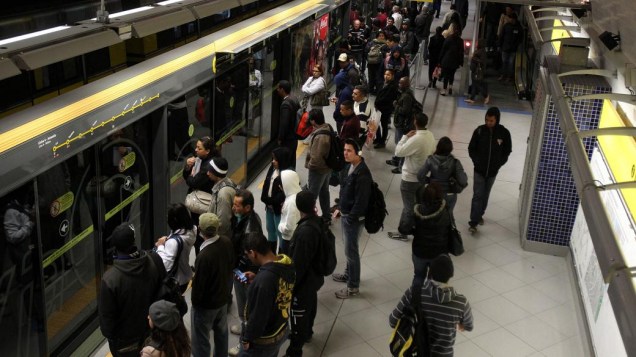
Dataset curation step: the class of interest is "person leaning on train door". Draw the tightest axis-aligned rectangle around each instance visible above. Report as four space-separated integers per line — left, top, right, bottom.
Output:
99 223 162 357
276 80 301 170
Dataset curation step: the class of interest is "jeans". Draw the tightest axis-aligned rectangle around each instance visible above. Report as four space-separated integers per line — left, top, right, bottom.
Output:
286 287 318 356
445 193 457 217
442 67 458 88
412 254 432 286
239 329 288 357
307 169 332 220
398 180 420 235
233 279 248 323
191 304 229 357
501 51 515 78
265 207 282 251
342 216 364 289
392 128 406 167
470 171 497 226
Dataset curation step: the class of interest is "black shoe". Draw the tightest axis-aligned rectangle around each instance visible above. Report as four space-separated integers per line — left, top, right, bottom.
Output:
478 218 484 225
448 88 453 95
374 143 386 149
391 167 401 174
386 159 399 166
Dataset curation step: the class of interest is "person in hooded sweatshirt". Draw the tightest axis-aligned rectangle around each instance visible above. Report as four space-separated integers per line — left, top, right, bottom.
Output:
260 147 292 253
239 233 295 357
390 254 473 356
468 107 512 233
278 170 302 255
418 136 468 216
382 45 409 82
99 223 162 357
154 203 197 294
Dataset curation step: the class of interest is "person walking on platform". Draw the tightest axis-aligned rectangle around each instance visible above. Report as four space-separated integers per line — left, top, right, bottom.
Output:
276 80 301 169
439 25 464 96
465 42 490 104
468 107 512 233
498 12 522 82
427 26 444 88
373 70 398 149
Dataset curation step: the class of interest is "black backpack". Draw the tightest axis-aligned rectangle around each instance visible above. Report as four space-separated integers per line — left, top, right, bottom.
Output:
312 127 345 171
307 219 337 276
365 181 388 234
389 283 430 357
149 250 188 316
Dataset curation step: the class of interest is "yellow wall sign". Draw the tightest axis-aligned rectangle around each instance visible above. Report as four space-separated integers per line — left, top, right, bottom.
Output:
598 99 636 222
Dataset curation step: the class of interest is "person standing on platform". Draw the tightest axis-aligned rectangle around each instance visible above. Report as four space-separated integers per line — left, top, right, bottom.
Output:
332 54 354 134
348 19 367 73
278 170 302 254
468 107 512 233
386 77 416 172
305 109 333 225
206 157 237 239
260 147 291 253
415 5 434 64
276 80 301 170
366 31 387 95
373 69 399 149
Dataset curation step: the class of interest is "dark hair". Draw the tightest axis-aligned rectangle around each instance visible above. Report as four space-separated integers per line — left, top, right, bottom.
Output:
199 136 214 152
278 80 291 94
235 189 254 210
430 254 454 283
243 232 270 255
146 321 191 357
354 85 368 96
435 137 453 156
485 106 501 123
450 4 456 10
384 69 395 76
340 100 354 111
308 109 325 125
435 26 443 35
414 112 428 128
343 138 361 154
167 203 194 231
416 182 443 204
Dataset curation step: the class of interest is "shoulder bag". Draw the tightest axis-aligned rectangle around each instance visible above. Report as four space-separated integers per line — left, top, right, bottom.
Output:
447 212 464 256
310 78 331 107
185 190 213 215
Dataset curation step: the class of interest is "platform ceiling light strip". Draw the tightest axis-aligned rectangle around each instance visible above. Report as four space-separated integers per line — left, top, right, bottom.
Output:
0 0 322 154
0 26 69 46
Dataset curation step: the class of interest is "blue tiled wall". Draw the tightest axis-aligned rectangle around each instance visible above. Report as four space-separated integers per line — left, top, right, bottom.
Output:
526 80 610 246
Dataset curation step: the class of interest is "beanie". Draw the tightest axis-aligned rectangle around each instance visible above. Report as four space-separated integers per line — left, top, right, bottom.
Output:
296 191 316 214
109 223 136 253
430 254 454 283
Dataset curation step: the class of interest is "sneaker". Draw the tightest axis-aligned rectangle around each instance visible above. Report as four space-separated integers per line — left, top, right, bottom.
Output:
386 159 399 166
468 224 477 234
229 344 241 356
230 324 241 335
440 89 447 96
391 167 401 174
332 273 348 282
478 218 484 225
335 287 359 299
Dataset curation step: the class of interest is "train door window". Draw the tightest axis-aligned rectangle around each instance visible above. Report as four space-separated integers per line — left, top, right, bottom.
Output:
0 182 45 356
35 149 98 353
259 46 276 152
247 53 264 161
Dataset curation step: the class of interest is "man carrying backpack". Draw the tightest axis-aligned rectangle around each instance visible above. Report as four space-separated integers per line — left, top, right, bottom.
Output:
305 109 333 225
386 77 418 172
366 31 387 95
284 191 325 357
389 254 473 356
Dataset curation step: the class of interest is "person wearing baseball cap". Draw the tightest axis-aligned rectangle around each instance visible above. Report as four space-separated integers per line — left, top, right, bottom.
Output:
142 300 191 356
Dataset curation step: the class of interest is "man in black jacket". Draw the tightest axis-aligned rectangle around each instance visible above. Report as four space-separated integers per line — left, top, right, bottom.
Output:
386 77 416 171
373 69 399 148
468 107 512 232
99 223 162 357
276 80 300 170
332 139 373 299
498 13 522 82
285 191 325 356
191 213 234 357
240 233 295 357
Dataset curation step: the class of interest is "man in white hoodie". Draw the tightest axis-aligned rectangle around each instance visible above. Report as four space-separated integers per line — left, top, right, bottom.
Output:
278 170 302 255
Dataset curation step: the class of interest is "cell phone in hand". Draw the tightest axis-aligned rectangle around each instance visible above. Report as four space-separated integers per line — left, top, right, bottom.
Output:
233 268 248 283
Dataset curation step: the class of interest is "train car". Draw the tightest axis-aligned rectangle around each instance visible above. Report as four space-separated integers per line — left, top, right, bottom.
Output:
0 0 351 355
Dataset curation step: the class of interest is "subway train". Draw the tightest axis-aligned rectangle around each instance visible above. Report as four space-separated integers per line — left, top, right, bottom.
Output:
0 0 377 354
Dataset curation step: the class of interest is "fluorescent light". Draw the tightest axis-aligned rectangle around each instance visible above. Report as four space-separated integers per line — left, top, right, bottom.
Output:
158 0 184 5
109 6 154 18
0 26 70 46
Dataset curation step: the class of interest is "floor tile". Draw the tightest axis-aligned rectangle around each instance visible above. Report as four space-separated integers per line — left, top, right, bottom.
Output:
472 327 538 357
503 285 561 314
474 295 531 325
531 274 574 304
324 342 383 357
363 250 411 275
506 315 568 351
535 303 580 338
366 333 393 357
461 308 501 338
541 335 588 357
454 340 492 357
499 259 555 284
340 307 393 340
472 267 527 294
451 276 499 303
319 319 365 355
474 243 523 266
452 251 497 275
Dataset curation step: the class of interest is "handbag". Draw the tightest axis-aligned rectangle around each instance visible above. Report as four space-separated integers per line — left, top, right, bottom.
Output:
310 78 331 107
448 215 464 256
184 190 213 215
432 65 442 79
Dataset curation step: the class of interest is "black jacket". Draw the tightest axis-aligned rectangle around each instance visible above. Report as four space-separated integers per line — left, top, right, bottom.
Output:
412 200 451 259
279 95 301 143
243 255 295 343
182 154 214 193
468 123 512 178
191 235 234 309
375 80 399 113
99 250 162 341
231 211 263 272
260 147 292 215
339 159 373 220
394 88 416 130
500 21 522 53
440 34 464 70
289 215 325 292
428 33 445 66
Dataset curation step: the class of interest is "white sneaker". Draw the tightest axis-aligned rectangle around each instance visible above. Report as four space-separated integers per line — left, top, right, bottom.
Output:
229 343 241 356
230 324 241 335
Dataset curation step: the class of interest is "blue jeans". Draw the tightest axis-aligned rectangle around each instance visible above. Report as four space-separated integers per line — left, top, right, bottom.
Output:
239 329 288 357
307 169 331 220
265 207 282 247
233 279 248 323
470 171 496 226
191 304 229 357
412 254 432 286
501 51 515 78
342 216 363 289
399 180 420 235
392 128 406 167
445 193 457 217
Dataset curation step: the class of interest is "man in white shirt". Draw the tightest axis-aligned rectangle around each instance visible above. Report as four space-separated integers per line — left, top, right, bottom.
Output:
390 112 435 240
392 5 404 29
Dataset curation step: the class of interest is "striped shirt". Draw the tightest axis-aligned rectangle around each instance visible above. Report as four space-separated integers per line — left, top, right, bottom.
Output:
389 279 473 356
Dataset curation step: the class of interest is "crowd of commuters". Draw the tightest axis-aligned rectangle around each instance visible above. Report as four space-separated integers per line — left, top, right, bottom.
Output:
95 1 521 356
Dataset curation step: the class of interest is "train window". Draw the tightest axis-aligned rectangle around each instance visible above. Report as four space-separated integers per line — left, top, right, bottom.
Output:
0 72 31 113
85 47 112 78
